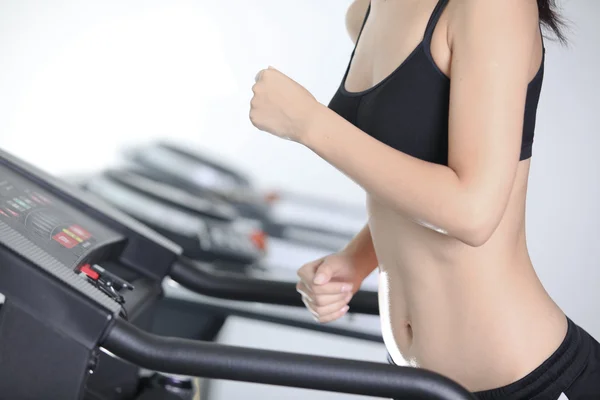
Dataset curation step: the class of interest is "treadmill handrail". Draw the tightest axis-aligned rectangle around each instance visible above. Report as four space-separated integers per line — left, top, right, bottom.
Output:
169 258 379 315
104 319 475 400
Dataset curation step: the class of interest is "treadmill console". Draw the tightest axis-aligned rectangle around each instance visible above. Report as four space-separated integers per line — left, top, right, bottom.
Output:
129 143 245 193
0 148 180 319
126 143 272 222
85 173 265 266
0 166 124 271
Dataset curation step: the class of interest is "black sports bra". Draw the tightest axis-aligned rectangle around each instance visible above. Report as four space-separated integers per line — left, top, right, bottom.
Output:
328 0 545 165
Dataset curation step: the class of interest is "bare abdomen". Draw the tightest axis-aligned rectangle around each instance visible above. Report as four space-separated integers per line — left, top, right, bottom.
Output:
367 194 567 391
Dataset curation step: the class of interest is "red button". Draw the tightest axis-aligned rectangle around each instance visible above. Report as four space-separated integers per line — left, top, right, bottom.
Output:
250 230 268 251
80 264 99 280
52 232 78 249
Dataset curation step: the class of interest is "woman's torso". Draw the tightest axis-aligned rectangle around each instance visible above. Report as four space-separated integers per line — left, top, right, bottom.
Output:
331 0 567 392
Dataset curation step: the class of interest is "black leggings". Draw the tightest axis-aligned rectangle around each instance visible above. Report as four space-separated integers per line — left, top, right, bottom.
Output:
391 317 600 400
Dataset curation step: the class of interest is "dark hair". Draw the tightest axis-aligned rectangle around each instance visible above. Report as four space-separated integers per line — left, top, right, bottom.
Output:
538 0 568 44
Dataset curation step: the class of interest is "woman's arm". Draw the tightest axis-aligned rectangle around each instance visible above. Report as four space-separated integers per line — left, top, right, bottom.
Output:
299 0 540 247
341 224 378 281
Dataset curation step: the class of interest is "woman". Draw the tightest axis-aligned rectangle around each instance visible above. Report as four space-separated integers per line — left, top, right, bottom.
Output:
249 0 599 398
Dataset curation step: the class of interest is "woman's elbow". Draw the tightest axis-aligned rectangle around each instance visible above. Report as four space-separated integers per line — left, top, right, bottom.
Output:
461 227 494 248
457 207 501 248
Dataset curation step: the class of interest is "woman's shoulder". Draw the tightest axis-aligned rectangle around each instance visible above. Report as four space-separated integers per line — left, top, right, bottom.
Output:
345 0 370 44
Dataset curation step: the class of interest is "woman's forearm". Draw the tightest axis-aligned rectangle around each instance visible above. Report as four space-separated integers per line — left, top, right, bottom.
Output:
342 224 379 280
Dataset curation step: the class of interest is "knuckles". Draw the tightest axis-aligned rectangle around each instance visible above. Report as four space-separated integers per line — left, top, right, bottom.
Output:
251 82 263 95
254 68 279 91
260 68 274 81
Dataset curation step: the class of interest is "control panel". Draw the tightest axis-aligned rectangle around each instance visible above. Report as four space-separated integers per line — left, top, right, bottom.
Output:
0 162 140 315
0 167 124 271
197 218 266 265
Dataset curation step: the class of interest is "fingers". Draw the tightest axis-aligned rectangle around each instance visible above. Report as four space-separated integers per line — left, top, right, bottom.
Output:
312 261 337 285
250 69 266 119
297 257 325 282
298 259 353 294
297 278 353 295
301 295 351 324
296 282 349 304
297 257 343 288
249 77 263 126
254 66 280 84
297 281 353 324
296 255 356 323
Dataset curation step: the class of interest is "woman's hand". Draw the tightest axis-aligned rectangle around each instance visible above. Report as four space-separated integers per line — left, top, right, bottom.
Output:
296 252 364 324
250 66 321 143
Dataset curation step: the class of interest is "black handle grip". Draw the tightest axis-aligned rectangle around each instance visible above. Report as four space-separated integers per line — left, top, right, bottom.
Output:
103 319 475 400
169 258 379 315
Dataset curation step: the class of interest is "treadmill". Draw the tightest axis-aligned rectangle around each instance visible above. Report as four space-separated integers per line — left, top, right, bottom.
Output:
124 142 363 251
0 148 475 400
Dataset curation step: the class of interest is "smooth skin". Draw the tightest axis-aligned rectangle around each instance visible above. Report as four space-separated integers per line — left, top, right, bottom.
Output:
250 0 567 392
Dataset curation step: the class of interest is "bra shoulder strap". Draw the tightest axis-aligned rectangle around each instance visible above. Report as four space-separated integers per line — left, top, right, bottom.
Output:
423 0 450 43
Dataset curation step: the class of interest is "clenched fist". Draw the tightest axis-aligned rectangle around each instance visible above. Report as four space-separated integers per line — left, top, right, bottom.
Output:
296 252 364 324
250 66 321 143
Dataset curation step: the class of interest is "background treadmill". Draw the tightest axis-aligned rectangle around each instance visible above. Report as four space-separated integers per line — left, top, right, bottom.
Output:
0 148 475 400
123 141 365 252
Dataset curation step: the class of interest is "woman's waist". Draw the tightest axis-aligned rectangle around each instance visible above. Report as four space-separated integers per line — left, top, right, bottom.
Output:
378 256 558 348
379 268 566 391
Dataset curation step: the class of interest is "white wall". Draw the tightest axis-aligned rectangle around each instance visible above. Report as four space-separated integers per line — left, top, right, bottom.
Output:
526 0 600 337
0 0 599 398
0 0 361 203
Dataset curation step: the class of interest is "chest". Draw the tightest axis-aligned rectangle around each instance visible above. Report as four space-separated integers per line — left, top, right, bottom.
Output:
345 0 449 93
329 71 451 165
